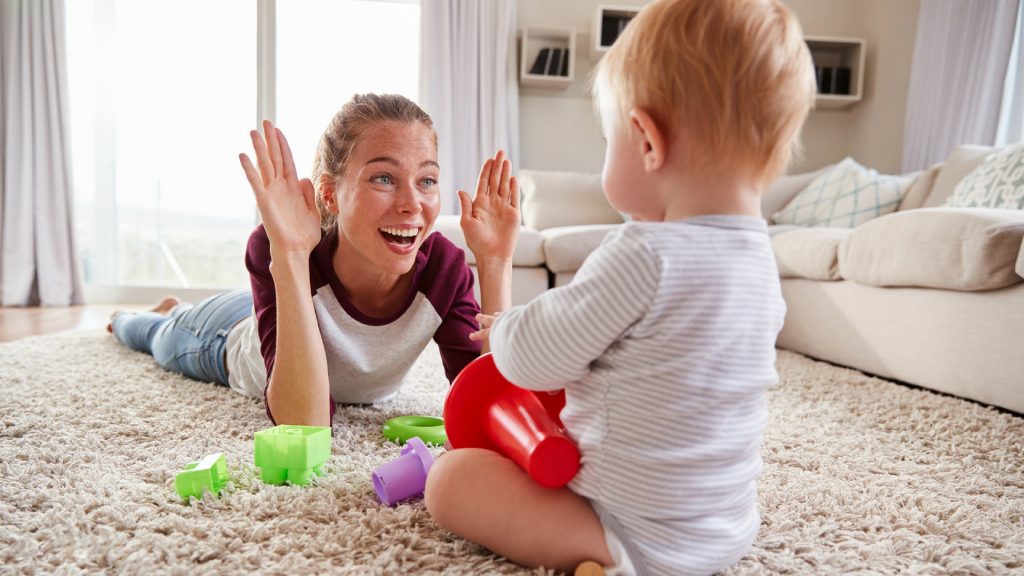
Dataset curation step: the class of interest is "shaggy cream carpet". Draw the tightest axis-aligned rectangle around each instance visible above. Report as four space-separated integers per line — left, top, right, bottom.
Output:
1 330 1022 575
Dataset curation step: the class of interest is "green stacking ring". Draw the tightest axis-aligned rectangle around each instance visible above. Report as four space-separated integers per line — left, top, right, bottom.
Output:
382 415 447 446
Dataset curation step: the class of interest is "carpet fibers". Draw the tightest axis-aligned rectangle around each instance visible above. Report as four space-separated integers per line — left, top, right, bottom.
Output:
1 331 1022 575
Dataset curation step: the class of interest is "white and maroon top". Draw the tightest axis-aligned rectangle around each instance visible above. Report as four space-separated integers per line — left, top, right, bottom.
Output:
224 225 482 423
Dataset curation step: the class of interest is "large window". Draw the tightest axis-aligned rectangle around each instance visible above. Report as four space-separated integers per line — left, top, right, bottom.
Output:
65 0 420 295
277 1 420 176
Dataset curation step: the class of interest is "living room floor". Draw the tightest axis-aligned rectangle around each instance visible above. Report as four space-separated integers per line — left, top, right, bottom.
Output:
0 304 145 342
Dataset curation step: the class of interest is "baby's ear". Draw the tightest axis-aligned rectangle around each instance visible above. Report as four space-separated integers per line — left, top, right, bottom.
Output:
629 108 666 173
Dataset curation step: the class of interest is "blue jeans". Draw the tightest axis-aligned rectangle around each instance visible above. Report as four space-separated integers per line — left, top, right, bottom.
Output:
111 290 252 385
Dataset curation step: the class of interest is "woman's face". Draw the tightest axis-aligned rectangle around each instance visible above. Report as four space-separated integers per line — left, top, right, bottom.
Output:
333 121 440 277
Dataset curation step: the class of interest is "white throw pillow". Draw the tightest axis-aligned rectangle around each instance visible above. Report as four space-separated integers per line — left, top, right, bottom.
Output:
771 157 912 228
944 143 1024 210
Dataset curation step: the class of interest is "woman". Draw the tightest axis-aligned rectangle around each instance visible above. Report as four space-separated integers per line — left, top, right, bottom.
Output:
110 94 519 427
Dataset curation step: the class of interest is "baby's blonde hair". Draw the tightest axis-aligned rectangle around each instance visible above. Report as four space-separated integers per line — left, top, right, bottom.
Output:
594 0 815 185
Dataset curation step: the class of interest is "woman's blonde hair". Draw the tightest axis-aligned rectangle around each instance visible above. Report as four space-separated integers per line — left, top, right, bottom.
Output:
311 93 436 233
593 0 816 185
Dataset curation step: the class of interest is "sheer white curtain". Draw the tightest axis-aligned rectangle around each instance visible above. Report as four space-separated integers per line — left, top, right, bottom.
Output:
902 0 1020 172
0 0 83 306
419 0 519 215
997 2 1024 146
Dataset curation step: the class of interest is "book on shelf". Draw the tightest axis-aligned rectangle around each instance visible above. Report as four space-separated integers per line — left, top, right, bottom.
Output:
529 48 551 75
559 49 569 77
547 48 563 76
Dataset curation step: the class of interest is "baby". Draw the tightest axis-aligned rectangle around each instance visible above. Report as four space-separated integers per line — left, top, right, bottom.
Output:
424 0 815 574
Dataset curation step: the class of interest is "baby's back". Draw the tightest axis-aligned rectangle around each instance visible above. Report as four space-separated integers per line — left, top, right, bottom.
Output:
564 216 785 575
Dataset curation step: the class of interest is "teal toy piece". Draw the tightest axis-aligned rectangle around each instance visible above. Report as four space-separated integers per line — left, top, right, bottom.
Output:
382 415 447 446
254 425 331 485
175 452 228 500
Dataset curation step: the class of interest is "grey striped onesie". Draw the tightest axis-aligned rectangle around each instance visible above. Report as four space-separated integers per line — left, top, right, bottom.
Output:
489 215 786 576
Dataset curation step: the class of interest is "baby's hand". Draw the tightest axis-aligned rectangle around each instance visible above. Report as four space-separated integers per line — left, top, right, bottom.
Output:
469 312 500 343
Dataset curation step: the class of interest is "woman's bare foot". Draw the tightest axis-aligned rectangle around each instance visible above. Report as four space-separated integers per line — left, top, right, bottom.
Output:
151 296 181 315
107 296 181 333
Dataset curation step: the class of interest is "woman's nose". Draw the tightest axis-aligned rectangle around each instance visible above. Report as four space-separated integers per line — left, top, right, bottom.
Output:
396 182 421 213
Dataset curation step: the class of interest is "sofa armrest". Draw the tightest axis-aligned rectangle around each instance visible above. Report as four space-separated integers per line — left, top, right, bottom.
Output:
541 224 621 274
432 215 545 267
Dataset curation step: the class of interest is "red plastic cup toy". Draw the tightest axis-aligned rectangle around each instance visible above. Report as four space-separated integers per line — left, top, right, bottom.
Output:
443 353 580 488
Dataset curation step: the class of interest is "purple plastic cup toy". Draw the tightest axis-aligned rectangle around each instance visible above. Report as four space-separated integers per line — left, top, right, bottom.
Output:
372 437 435 505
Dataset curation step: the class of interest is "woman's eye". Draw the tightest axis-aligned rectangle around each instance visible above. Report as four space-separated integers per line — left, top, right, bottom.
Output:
371 174 394 185
421 177 438 188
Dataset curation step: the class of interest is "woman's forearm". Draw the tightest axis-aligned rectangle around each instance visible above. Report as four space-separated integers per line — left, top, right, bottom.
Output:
266 250 331 427
474 256 513 354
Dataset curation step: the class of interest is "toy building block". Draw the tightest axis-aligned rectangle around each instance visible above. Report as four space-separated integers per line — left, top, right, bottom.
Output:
175 453 229 500
372 437 435 506
444 353 580 488
254 425 331 485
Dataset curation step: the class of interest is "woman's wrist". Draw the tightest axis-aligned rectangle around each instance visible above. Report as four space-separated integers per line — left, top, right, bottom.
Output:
475 256 513 315
269 250 313 284
473 254 514 271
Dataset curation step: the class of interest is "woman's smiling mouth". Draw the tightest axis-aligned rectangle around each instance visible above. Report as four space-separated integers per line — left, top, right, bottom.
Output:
379 226 420 246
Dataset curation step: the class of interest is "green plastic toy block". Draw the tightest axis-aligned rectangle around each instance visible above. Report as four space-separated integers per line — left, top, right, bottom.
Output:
175 452 229 500
254 425 331 485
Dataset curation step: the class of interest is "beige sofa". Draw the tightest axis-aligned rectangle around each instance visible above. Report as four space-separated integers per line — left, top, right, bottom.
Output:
434 147 1024 414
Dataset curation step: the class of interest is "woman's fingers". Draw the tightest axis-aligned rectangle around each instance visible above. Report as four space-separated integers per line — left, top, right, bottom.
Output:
497 156 511 201
264 120 283 178
475 158 494 199
488 150 505 198
250 129 274 185
239 153 263 195
509 175 520 208
457 189 473 221
300 178 316 212
277 128 297 179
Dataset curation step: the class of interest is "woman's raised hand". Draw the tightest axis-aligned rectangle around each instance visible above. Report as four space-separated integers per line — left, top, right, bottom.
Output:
240 120 322 256
458 150 520 263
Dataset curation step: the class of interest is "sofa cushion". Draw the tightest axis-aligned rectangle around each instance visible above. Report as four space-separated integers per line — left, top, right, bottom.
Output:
772 228 851 281
541 224 620 273
771 157 912 228
897 164 941 211
924 145 994 208
519 170 624 231
431 215 545 267
944 142 1024 210
838 208 1024 291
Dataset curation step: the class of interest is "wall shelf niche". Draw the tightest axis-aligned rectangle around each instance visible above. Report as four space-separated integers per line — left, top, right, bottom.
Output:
520 28 575 89
592 4 642 59
805 36 866 110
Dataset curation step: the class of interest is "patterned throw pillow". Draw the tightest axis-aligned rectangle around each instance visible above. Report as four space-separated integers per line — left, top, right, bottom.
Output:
771 157 912 228
944 143 1024 209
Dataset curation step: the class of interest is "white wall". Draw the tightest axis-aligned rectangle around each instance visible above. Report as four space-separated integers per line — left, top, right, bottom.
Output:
517 0 921 176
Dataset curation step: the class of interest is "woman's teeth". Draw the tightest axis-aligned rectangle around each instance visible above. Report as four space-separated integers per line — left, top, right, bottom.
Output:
380 227 419 245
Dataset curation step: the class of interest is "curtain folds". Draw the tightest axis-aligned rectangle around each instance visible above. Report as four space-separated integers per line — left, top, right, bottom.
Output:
419 0 520 216
0 0 83 306
901 0 1020 172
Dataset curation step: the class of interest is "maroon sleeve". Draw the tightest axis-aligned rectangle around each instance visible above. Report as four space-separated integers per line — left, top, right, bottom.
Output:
245 226 336 425
419 234 483 382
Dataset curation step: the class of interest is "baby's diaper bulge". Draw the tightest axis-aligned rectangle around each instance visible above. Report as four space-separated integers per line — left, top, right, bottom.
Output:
601 520 639 576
